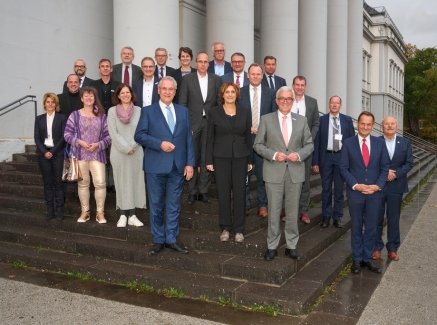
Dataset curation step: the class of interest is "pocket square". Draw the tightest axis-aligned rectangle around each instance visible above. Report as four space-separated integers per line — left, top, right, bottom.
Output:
111 90 115 92
292 118 297 121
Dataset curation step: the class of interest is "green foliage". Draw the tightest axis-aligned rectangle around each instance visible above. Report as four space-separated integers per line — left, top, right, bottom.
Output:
13 260 27 269
125 280 155 293
248 305 282 316
67 271 91 280
37 246 45 252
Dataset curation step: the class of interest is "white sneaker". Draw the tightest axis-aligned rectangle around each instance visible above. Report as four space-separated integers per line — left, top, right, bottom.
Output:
117 215 127 228
128 215 144 227
220 230 230 242
235 233 244 243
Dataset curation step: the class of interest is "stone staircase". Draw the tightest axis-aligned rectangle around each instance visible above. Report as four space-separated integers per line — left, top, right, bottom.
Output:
0 144 435 315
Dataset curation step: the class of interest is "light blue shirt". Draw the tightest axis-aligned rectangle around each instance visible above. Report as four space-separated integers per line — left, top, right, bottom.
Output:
384 134 396 159
214 61 225 76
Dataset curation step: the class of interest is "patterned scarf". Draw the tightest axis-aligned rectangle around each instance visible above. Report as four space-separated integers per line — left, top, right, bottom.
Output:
116 102 134 124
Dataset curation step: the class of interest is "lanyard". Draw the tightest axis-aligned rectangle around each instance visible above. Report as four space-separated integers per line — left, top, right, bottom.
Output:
330 116 341 132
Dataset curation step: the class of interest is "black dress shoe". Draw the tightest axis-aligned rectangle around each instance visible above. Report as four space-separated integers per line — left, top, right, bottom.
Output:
150 243 164 255
198 193 210 203
187 194 196 205
109 185 116 193
351 260 361 273
333 219 343 228
264 249 278 261
285 248 301 260
361 261 382 273
165 242 189 254
320 218 330 228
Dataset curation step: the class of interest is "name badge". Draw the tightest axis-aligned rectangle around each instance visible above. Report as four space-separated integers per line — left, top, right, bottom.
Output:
44 138 54 147
334 134 343 141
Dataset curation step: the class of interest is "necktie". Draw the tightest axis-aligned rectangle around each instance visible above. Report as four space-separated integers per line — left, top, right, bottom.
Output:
123 66 129 85
160 67 164 79
282 116 288 147
79 78 83 89
269 75 274 89
296 99 300 115
166 106 175 133
252 87 259 129
236 75 240 88
362 138 370 167
333 117 339 151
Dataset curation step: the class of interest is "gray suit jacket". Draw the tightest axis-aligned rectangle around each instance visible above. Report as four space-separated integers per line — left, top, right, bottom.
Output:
303 95 320 140
253 112 313 184
178 72 223 132
110 63 143 84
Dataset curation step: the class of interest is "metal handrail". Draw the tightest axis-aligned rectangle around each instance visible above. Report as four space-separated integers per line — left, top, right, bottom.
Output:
0 95 37 118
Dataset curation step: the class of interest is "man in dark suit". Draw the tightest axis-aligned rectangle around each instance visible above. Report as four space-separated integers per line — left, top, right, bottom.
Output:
110 46 143 86
132 57 159 108
90 59 121 114
220 53 249 88
134 76 195 255
239 63 277 217
58 74 82 117
254 86 313 261
179 52 223 204
374 116 414 262
340 111 390 274
154 48 176 80
261 56 287 91
62 59 94 93
291 76 320 224
207 42 232 76
312 96 355 228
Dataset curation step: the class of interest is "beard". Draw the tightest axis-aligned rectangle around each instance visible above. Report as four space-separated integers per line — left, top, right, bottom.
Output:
76 70 85 77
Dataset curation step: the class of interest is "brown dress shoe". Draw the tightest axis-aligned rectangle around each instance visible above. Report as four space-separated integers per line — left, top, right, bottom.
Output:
300 213 310 224
245 210 249 216
388 251 399 261
258 207 268 218
372 250 381 260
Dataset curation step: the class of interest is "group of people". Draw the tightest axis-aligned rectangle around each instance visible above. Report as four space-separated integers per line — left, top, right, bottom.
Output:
34 42 413 269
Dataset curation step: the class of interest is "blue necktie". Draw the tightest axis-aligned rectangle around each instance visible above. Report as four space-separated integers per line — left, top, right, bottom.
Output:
166 106 175 133
269 75 274 89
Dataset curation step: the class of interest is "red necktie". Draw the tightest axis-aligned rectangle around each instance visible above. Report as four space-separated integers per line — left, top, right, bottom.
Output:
236 75 240 88
160 67 164 79
282 116 288 147
123 66 129 85
362 138 369 167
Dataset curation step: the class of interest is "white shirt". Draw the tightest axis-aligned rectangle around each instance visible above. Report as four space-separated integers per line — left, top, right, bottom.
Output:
142 78 154 107
121 64 133 86
249 84 262 123
327 113 342 150
157 65 167 78
358 134 371 155
272 111 295 161
159 100 176 125
292 95 306 117
46 112 55 140
197 72 208 106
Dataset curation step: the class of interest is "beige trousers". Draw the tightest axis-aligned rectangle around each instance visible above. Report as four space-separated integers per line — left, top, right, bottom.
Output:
78 160 106 212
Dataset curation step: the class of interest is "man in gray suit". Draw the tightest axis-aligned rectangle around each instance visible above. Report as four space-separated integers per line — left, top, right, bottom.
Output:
254 86 313 261
179 52 223 204
110 46 143 86
220 52 249 88
291 76 319 224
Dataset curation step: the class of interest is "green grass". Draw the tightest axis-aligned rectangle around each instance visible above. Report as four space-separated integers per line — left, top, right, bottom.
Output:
125 280 155 293
13 260 27 269
66 271 91 280
248 305 282 316
37 246 45 252
309 201 317 208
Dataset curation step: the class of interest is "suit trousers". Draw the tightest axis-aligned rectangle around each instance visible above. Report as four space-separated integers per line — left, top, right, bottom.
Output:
320 153 344 220
38 155 64 209
375 190 403 252
188 117 210 194
246 134 267 209
299 153 313 213
78 160 106 212
147 162 185 244
214 156 247 234
266 166 302 250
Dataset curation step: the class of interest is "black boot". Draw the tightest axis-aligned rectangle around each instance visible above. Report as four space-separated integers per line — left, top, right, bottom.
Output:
46 206 55 220
56 207 64 221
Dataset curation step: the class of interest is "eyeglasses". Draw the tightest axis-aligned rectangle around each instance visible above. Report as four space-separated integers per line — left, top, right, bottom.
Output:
231 61 245 65
156 55 168 58
214 50 225 53
196 60 209 64
277 97 294 102
74 65 86 69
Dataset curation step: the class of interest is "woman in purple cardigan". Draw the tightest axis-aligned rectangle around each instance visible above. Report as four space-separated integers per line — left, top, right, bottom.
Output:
64 87 111 223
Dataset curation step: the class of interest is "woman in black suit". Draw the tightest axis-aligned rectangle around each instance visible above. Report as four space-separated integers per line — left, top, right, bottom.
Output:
34 93 68 220
171 46 196 104
206 82 252 243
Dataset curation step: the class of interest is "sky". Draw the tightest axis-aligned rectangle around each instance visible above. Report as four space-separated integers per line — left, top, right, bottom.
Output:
365 0 437 49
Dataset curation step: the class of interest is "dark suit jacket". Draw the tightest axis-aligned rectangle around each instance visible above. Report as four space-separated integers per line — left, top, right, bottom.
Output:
206 105 252 165
178 72 223 132
382 136 414 193
89 78 122 113
62 76 94 93
154 65 176 80
261 74 287 90
207 60 232 75
110 63 143 84
132 77 160 107
220 72 249 87
340 135 390 199
34 113 67 157
171 67 197 104
57 92 82 117
312 113 355 167
134 102 195 174
238 85 278 119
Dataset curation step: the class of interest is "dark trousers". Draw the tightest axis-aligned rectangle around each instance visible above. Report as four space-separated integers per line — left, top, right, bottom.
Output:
214 156 247 234
188 117 210 194
246 134 267 209
299 153 313 213
320 153 344 220
375 190 403 252
38 154 64 209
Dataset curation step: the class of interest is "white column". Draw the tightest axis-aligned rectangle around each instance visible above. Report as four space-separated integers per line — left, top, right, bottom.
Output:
298 0 328 112
327 0 348 110
113 0 179 68
346 0 363 118
260 0 298 83
206 0 254 65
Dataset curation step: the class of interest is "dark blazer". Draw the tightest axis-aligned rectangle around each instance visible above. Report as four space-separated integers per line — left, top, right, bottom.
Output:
207 60 232 75
134 102 195 174
110 63 143 84
171 67 197 104
154 65 176 80
57 92 82 117
132 77 160 107
238 85 278 117
34 113 67 157
62 76 94 93
221 72 249 87
89 78 122 113
340 135 390 199
312 113 355 167
206 105 252 165
383 136 414 193
261 74 287 90
178 72 223 132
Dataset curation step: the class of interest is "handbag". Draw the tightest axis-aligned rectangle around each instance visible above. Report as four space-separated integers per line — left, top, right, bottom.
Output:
62 144 83 182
